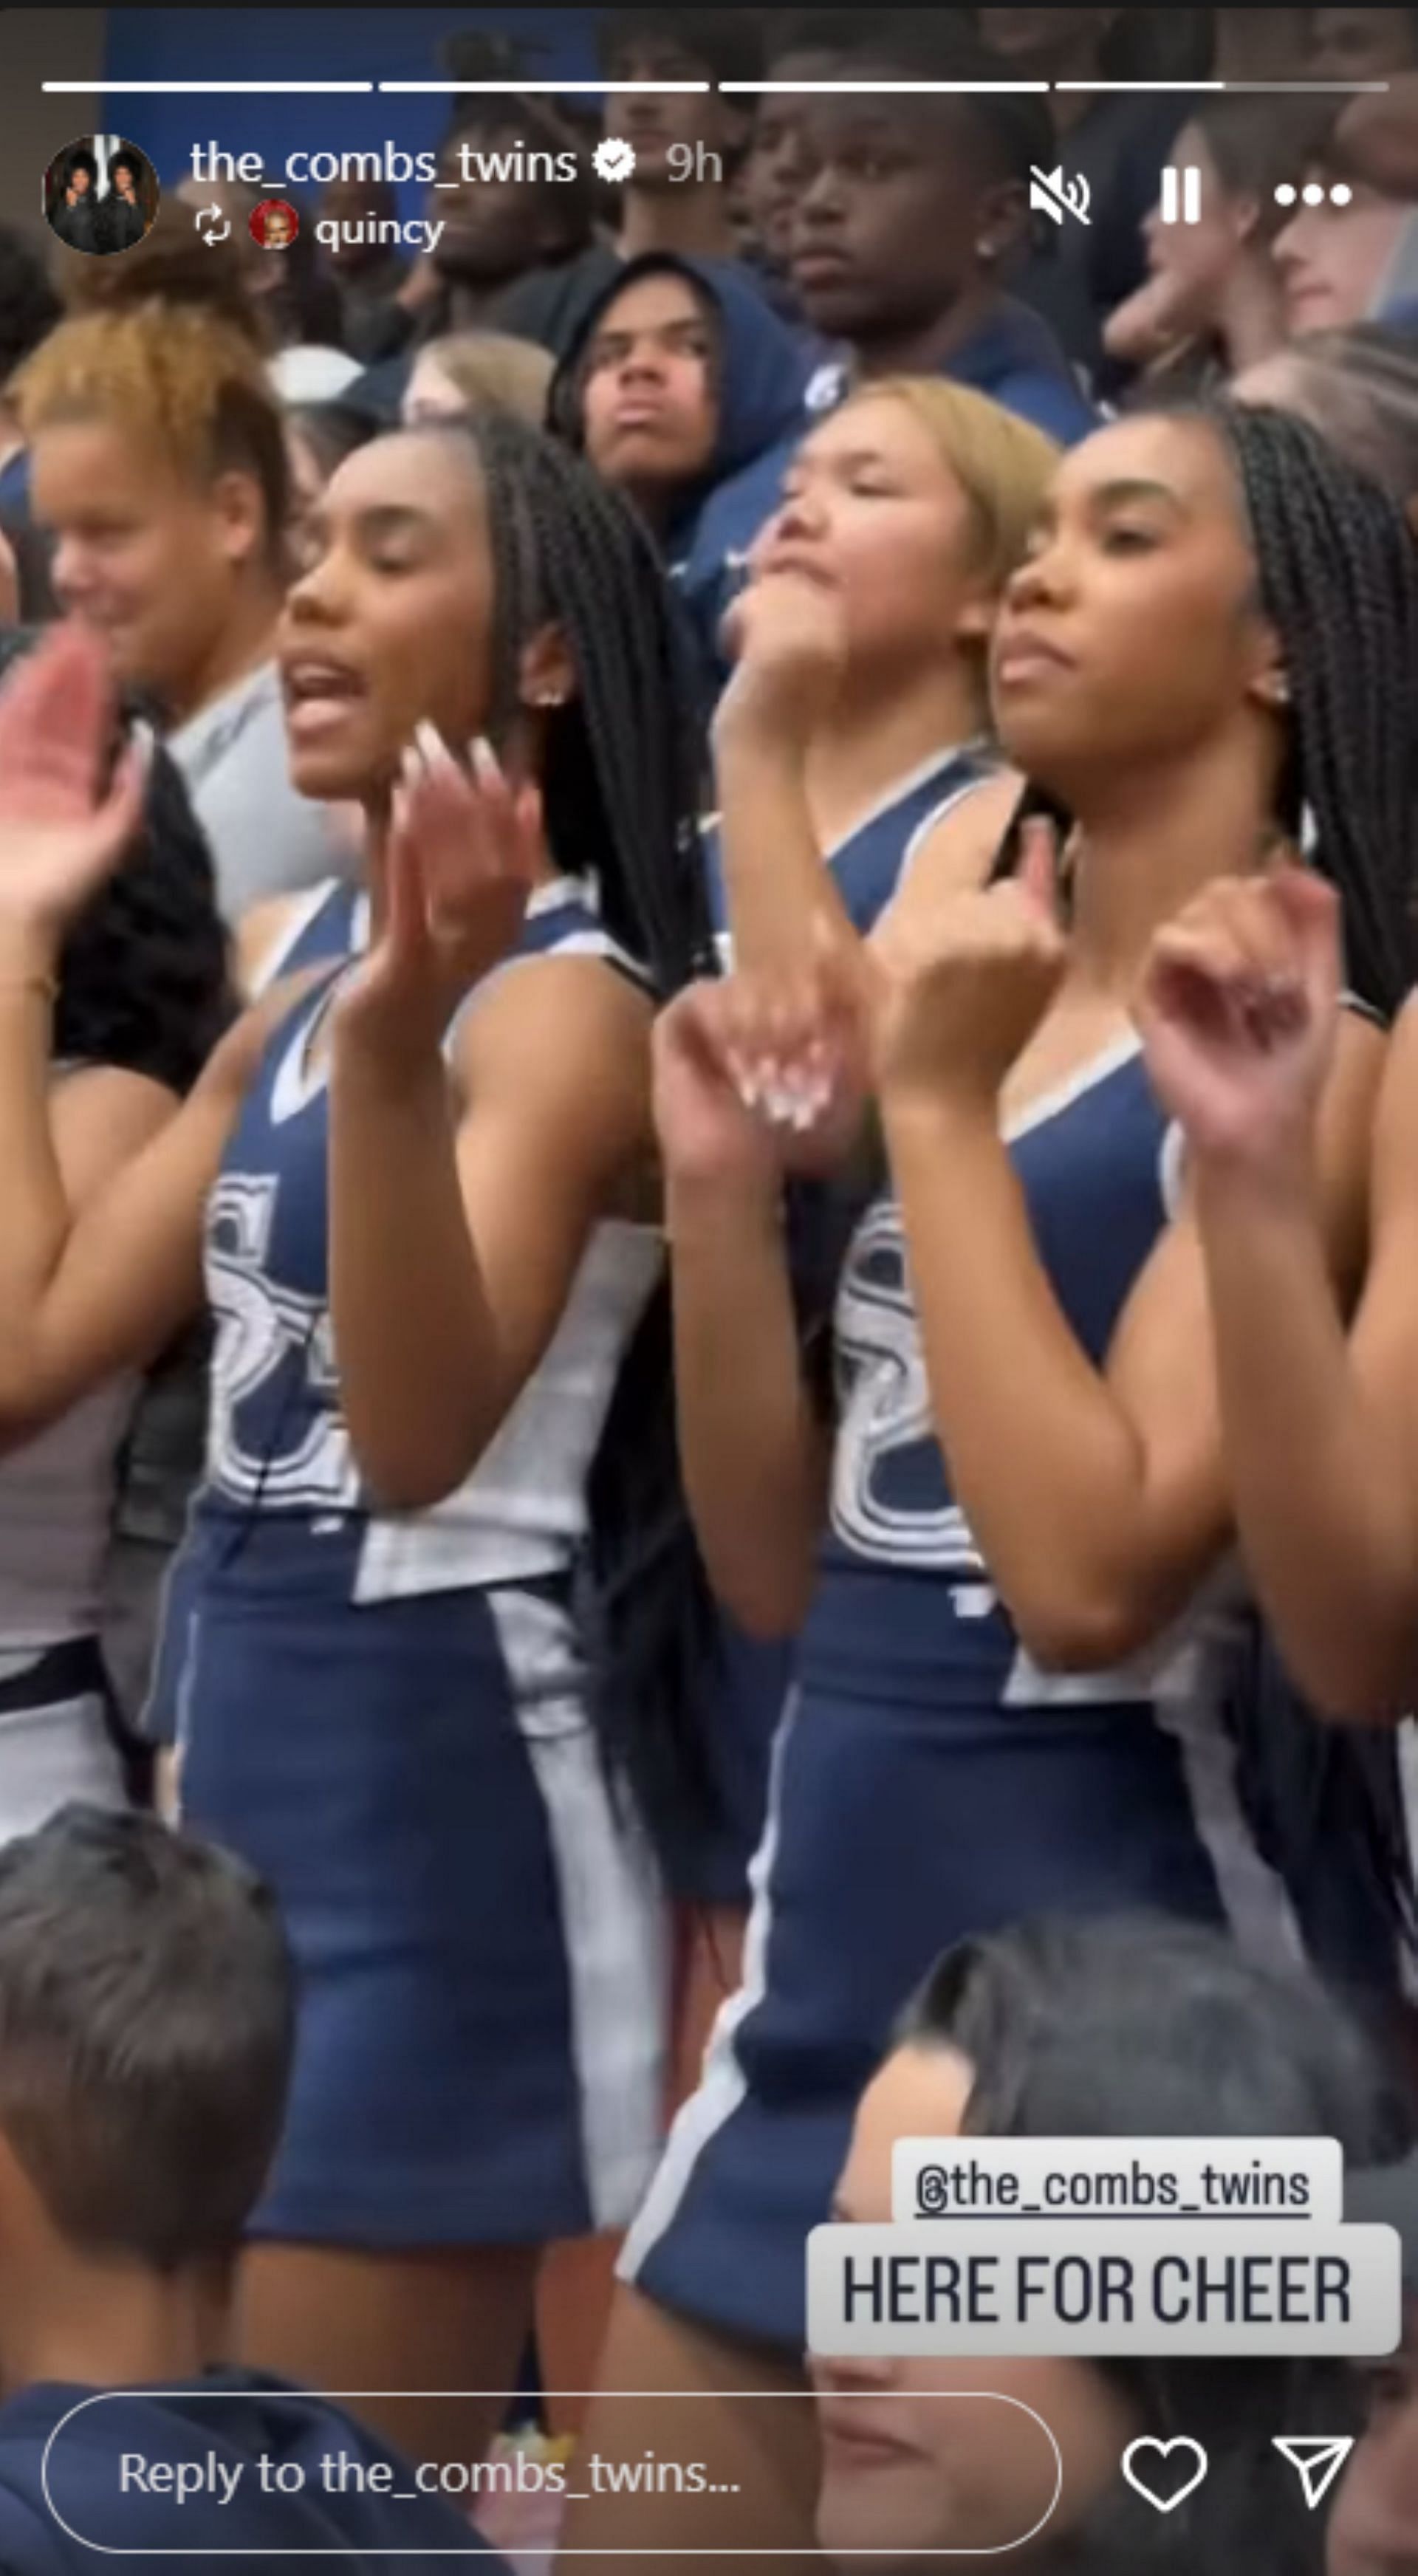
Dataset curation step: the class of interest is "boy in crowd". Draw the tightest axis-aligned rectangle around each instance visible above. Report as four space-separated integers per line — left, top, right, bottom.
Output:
496 8 763 361
679 13 1094 669
0 1808 510 2571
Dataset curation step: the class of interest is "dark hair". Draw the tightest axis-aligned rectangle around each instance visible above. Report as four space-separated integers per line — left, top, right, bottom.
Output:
286 397 379 487
61 147 97 191
109 151 143 188
598 6 764 87
770 13 1055 184
0 1806 294 2270
997 403 1418 1020
0 226 61 388
414 409 710 992
1215 400 1418 1019
1262 323 1418 500
0 628 233 1093
900 1914 1413 2576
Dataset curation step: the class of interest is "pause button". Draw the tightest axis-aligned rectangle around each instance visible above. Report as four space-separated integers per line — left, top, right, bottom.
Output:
1160 167 1202 225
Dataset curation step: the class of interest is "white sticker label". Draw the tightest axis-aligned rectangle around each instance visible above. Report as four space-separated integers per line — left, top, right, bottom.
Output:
807 2222 1402 2356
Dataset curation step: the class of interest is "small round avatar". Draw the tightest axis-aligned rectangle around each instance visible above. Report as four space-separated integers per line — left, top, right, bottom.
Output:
44 134 158 258
251 197 300 251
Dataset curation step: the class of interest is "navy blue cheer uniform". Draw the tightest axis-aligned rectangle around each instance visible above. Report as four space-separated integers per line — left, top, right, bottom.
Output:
147 877 668 2246
676 744 1001 1911
624 1034 1306 2346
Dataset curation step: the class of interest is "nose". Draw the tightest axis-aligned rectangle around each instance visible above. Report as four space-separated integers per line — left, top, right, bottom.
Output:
620 336 667 386
1005 539 1069 614
767 482 829 547
797 164 843 229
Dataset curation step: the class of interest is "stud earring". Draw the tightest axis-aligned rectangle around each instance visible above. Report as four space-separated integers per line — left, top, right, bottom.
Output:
1267 673 1292 707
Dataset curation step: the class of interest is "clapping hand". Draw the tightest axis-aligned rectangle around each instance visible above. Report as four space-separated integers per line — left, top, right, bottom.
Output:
335 725 542 1065
0 624 145 948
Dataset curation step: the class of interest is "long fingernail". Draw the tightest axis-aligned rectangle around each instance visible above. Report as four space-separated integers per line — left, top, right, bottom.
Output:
415 718 456 771
470 735 500 784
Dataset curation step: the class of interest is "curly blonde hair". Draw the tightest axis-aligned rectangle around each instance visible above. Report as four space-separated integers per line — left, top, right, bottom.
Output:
17 299 289 549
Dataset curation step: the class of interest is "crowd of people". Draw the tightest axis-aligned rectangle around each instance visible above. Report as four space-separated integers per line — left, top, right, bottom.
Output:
4 4 1418 2569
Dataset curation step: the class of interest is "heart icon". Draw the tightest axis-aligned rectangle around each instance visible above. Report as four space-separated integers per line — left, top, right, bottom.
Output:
1121 2437 1209 2515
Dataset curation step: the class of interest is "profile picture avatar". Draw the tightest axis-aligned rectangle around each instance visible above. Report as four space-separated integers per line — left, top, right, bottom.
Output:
43 134 157 257
250 198 299 251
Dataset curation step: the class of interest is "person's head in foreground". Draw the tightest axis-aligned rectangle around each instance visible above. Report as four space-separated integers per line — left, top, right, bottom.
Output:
739 377 1059 733
812 1914 1412 2575
279 406 706 993
988 400 1418 1025
17 301 290 724
1333 2157 1418 2576
0 1806 292 2383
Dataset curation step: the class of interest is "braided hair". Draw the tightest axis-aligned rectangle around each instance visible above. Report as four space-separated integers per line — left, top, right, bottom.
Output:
1213 400 1418 1020
416 407 712 995
416 411 723 1863
996 401 1418 1022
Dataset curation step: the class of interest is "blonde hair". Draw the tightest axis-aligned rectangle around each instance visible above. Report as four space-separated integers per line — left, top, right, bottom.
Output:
17 301 288 541
838 375 1061 598
411 332 555 429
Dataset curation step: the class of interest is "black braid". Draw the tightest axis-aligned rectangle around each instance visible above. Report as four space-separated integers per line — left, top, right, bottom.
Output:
419 408 713 995
410 413 725 1868
1209 401 1418 1020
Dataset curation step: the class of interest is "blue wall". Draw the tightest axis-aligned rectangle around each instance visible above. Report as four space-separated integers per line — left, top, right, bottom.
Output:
103 7 606 219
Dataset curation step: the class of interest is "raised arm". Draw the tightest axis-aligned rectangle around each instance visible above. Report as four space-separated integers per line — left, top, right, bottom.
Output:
711 573 856 972
1140 868 1418 1722
326 743 656 1512
867 835 1382 1673
654 973 852 1638
0 626 262 1446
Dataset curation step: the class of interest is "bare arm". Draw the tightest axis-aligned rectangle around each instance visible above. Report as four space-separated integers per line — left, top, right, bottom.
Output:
653 976 846 1637
1194 1007 1418 1721
885 1018 1379 1671
668 1168 831 1638
0 945 306 1449
328 954 654 1512
868 839 1382 1671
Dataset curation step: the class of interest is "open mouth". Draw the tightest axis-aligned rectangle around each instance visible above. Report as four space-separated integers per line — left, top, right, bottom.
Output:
282 659 369 736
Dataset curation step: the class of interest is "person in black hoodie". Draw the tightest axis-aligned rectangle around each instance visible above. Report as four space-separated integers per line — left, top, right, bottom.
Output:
104 153 151 256
0 1807 511 2572
551 249 813 690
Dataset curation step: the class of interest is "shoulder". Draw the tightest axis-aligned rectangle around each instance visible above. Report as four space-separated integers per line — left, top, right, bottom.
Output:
885 771 1027 909
451 950 654 1123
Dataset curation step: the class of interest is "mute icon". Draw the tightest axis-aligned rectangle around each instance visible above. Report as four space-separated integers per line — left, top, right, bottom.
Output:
1160 167 1202 225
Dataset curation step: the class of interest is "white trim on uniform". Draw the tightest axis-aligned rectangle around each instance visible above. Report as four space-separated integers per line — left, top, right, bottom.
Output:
487 1586 669 2231
620 1696 798 2283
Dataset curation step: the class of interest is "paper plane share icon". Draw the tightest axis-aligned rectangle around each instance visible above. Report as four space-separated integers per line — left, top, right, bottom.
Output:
1273 2437 1357 2510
